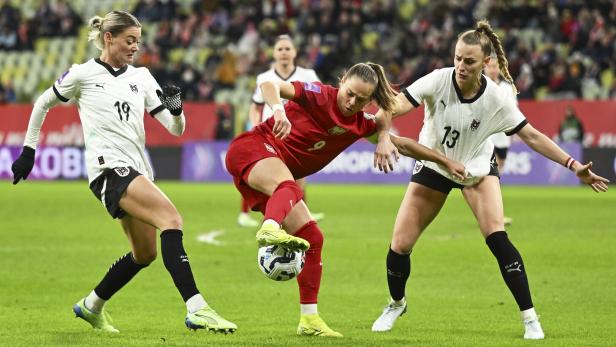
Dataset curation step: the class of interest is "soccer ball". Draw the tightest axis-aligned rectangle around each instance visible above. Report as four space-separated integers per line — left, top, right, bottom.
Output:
257 245 305 281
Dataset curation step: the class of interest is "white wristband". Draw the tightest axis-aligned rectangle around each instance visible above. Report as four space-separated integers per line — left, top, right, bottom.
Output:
271 104 285 113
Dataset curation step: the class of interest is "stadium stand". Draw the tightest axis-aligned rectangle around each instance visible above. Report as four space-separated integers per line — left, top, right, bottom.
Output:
0 0 614 125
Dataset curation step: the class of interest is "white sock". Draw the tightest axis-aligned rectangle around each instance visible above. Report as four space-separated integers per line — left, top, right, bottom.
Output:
239 212 250 218
393 297 406 306
521 307 538 322
262 219 279 229
84 290 106 313
186 294 207 313
301 304 318 315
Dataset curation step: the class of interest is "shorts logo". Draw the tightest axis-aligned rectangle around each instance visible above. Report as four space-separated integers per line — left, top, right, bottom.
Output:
303 82 321 93
413 161 424 174
129 84 138 93
470 119 481 131
114 167 130 177
264 143 276 154
328 126 347 135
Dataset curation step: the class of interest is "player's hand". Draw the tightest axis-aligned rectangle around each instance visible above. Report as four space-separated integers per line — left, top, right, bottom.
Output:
157 84 183 116
443 159 467 181
373 135 399 173
12 146 35 185
575 161 609 193
272 109 291 140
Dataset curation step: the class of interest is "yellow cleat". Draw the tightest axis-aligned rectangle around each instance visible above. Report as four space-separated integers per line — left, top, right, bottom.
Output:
256 224 309 252
297 314 343 337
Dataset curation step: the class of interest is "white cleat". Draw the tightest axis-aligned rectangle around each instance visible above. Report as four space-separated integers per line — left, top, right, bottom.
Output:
237 213 259 228
523 318 545 339
371 299 407 332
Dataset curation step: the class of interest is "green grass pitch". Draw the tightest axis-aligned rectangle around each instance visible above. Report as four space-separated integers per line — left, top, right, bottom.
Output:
1 181 615 346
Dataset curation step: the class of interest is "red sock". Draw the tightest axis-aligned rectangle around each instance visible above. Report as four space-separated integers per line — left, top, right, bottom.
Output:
264 180 303 224
241 198 250 213
294 221 323 304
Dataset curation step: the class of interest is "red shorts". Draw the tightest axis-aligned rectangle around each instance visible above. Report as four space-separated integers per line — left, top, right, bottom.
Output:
225 131 280 213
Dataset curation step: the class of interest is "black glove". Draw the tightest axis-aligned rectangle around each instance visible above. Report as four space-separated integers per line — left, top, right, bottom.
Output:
156 84 183 116
12 146 35 185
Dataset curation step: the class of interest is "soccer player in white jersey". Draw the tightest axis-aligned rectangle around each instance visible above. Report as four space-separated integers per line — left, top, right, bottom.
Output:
371 20 609 339
237 34 324 227
484 57 514 225
10 11 236 334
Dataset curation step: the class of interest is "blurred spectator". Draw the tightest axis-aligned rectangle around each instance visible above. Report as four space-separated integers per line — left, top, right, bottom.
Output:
214 105 234 140
0 80 16 103
0 0 614 104
559 106 585 143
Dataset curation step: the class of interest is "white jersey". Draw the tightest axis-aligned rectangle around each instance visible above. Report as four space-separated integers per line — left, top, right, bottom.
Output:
488 79 517 149
404 67 527 185
53 58 164 183
251 66 319 121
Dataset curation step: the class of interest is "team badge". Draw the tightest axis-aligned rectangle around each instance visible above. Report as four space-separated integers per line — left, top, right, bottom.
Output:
264 143 277 154
129 84 139 93
114 167 130 177
470 119 481 131
328 126 347 135
302 82 321 93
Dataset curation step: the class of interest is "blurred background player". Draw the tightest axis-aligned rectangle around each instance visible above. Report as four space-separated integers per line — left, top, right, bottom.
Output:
559 105 585 143
484 56 514 226
10 10 236 334
238 34 324 228
371 20 609 339
225 62 466 338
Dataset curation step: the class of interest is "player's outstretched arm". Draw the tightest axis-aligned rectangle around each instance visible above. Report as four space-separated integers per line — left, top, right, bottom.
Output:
390 134 467 180
374 93 416 173
517 123 609 193
12 87 61 184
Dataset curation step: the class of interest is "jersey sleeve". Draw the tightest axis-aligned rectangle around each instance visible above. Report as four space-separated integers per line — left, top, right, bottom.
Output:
499 95 527 136
402 69 444 107
290 81 329 109
251 74 265 105
142 69 165 116
52 64 81 102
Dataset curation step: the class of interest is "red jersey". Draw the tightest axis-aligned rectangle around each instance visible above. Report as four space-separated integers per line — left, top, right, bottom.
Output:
255 81 377 179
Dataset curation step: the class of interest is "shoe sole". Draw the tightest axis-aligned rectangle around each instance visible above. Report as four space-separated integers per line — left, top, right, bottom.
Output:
185 318 237 334
73 304 85 319
257 234 309 251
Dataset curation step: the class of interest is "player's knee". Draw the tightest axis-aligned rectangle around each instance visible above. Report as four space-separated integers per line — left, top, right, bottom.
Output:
275 180 304 200
164 210 183 230
391 235 413 255
133 249 157 265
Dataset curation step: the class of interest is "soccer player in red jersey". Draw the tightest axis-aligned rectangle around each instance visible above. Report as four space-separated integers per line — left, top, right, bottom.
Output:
225 62 467 337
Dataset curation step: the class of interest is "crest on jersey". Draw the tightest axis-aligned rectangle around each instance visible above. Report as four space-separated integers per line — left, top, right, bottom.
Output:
302 82 321 93
264 143 277 154
114 167 130 177
129 84 139 94
470 119 481 131
328 126 347 135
